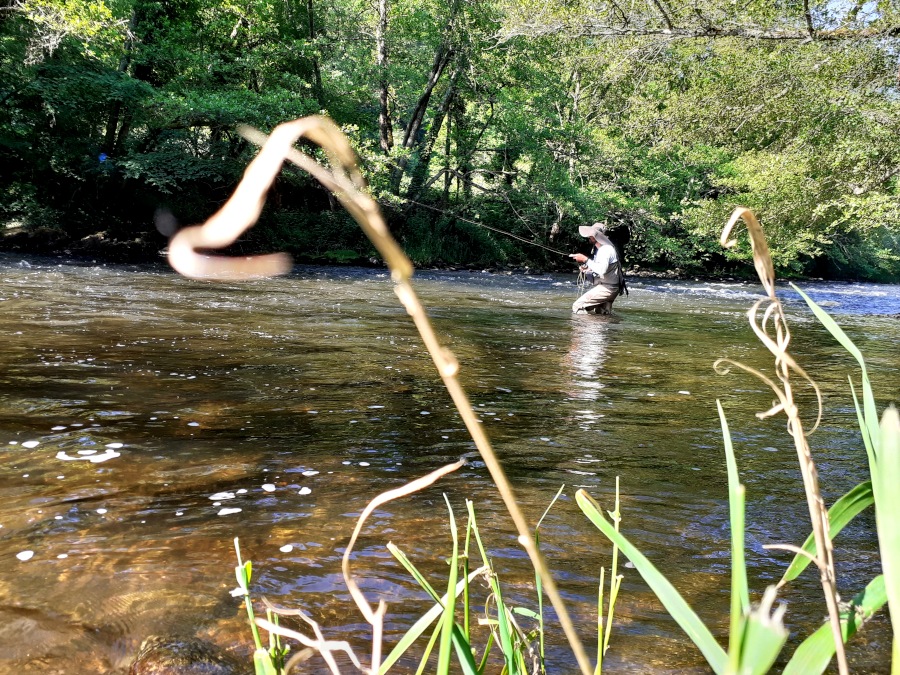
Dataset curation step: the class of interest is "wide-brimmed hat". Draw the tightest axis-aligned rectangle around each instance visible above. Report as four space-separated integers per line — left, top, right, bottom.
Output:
578 222 607 239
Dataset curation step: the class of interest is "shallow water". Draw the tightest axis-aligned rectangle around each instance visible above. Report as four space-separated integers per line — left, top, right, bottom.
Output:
0 255 897 673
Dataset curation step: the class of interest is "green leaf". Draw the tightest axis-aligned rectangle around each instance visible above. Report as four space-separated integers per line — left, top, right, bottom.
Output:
576 489 728 674
717 399 749 675
512 606 541 621
792 284 880 460
780 481 874 585
491 571 519 674
534 485 564 665
388 543 442 605
381 546 488 674
414 621 442 675
734 587 787 675
784 575 887 675
437 495 459 674
875 407 900 667
253 648 278 675
450 623 481 675
235 560 251 592
464 500 520 672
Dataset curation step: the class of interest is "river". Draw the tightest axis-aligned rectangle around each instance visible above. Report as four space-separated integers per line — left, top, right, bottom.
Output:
0 254 897 673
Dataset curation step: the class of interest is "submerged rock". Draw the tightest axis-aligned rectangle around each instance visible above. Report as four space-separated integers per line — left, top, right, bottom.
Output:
129 636 247 675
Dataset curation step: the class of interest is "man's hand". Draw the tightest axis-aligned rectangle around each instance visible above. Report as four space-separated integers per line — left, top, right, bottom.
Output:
569 253 588 264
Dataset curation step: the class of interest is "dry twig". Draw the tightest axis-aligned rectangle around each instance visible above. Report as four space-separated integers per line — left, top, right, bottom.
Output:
167 115 593 675
717 207 847 675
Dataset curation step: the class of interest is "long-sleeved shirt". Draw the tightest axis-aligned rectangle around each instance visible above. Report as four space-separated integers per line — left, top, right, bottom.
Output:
585 244 619 287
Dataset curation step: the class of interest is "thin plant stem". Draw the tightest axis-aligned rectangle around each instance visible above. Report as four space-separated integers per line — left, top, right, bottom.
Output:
596 566 605 675
720 207 847 675
603 477 621 658
168 116 594 675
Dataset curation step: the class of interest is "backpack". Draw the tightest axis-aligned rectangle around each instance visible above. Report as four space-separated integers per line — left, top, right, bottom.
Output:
616 262 628 296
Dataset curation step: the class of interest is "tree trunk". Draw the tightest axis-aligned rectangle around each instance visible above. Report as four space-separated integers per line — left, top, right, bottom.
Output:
376 0 393 154
406 62 462 200
102 11 136 155
568 68 580 177
452 96 471 201
443 106 452 203
113 112 133 156
307 0 323 100
389 43 454 191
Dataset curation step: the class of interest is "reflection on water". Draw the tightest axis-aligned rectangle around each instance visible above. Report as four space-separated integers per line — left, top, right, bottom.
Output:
0 255 897 673
565 315 613 402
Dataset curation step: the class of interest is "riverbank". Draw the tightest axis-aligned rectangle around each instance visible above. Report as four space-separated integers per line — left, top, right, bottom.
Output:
0 226 821 285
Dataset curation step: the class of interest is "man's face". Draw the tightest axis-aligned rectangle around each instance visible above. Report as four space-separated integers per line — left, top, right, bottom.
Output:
588 236 597 245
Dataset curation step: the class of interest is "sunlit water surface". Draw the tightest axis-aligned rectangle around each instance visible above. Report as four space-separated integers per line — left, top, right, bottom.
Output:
0 255 897 673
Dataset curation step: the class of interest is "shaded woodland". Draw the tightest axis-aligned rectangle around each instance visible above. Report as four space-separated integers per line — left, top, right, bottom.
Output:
1 0 899 279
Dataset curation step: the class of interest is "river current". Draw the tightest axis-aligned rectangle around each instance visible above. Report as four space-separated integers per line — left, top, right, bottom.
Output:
0 254 897 673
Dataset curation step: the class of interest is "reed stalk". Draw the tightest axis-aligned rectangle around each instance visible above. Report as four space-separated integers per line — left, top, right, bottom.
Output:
168 115 590 673
716 207 847 675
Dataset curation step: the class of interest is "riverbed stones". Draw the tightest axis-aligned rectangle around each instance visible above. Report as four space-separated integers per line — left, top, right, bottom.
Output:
129 636 247 675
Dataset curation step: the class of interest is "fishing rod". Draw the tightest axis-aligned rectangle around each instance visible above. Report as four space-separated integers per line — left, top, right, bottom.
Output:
397 198 595 293
398 198 572 258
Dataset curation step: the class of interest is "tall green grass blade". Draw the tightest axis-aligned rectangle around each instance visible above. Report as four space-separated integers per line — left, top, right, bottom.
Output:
414 622 442 675
717 400 749 674
781 481 874 585
576 489 728 674
534 485 565 667
465 500 519 674
515 647 528 673
388 543 442 604
450 624 480 675
381 544 488 674
792 284 880 457
596 566 605 675
412 622 480 675
603 477 622 660
875 407 900 670
437 495 459 675
253 648 278 675
605 574 622 659
784 575 887 675
512 607 541 621
718 401 750 616
491 573 519 674
735 587 787 675
536 485 566 531
464 504 474 640
478 632 495 674
850 381 878 469
233 540 265 652
466 501 491 570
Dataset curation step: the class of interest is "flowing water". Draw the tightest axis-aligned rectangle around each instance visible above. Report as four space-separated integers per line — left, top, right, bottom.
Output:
0 254 897 673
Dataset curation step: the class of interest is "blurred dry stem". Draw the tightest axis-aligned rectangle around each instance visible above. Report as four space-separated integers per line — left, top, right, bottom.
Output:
168 115 593 675
717 206 847 675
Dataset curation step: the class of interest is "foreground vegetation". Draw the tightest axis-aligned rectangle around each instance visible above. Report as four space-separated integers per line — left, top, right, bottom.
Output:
158 118 898 672
2 0 900 279
229 210 900 673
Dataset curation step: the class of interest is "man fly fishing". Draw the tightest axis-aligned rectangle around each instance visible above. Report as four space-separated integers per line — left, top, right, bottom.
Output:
569 222 627 314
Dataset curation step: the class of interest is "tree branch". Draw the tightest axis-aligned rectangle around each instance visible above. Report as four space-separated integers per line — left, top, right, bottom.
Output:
803 0 816 39
500 21 900 42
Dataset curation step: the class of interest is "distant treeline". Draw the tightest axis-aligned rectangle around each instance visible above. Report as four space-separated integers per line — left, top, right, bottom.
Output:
1 0 899 279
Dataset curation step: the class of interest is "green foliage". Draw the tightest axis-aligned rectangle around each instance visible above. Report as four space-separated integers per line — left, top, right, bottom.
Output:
232 538 289 675
786 286 900 670
383 497 560 674
578 486 730 673
1 0 898 278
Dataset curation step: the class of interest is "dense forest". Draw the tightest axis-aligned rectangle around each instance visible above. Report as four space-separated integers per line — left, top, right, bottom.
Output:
1 0 899 280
